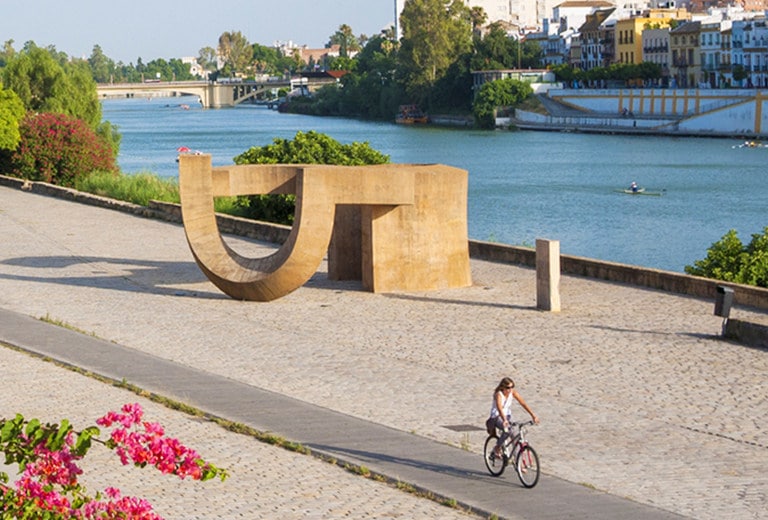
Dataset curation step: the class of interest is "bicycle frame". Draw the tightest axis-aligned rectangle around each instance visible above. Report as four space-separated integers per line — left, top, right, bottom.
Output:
501 420 531 458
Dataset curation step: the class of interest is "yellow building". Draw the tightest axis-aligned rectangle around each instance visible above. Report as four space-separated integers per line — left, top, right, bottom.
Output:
615 9 692 65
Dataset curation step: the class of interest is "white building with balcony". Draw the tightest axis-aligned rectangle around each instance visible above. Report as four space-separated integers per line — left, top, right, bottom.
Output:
731 18 768 87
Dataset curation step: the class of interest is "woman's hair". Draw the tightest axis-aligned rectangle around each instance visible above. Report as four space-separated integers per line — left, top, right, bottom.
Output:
494 377 515 394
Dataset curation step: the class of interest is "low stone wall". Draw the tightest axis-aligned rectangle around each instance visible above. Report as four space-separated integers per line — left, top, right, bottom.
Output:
724 319 768 349
470 239 768 311
2 174 767 312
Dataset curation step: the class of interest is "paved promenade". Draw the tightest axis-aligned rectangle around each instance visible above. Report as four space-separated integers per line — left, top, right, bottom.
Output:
1 185 767 519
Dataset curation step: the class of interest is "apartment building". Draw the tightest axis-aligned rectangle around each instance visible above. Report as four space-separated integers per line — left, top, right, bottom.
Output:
670 21 702 87
699 20 730 87
642 28 671 82
578 8 618 68
732 17 768 87
615 8 691 64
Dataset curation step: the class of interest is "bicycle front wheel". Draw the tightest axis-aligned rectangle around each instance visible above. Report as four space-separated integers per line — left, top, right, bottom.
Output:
515 445 540 488
483 435 507 477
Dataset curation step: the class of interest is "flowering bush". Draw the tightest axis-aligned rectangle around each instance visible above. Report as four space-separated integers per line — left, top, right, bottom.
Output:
10 112 117 187
0 403 227 519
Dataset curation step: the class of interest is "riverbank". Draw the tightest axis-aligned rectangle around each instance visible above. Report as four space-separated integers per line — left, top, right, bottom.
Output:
507 88 768 138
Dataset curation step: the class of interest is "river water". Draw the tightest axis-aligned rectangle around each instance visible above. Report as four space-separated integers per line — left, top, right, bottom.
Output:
102 96 766 273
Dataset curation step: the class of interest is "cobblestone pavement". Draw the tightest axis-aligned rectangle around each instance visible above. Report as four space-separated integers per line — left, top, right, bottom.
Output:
1 186 767 519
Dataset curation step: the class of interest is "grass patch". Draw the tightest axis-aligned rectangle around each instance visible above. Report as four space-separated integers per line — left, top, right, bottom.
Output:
442 497 458 508
74 170 246 216
75 170 180 207
460 432 471 451
39 313 97 337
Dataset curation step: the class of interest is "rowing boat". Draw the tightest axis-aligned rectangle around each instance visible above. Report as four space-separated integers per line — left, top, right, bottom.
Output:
615 188 663 196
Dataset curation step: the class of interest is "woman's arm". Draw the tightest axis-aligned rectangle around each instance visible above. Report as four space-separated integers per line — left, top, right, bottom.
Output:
513 390 540 424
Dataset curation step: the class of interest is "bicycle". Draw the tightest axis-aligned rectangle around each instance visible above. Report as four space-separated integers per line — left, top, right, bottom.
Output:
483 420 540 488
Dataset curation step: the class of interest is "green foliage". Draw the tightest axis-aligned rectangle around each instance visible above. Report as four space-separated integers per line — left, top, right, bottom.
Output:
10 112 117 186
88 44 114 83
95 119 122 159
470 23 542 71
328 24 362 58
550 62 662 86
75 170 178 206
232 131 390 224
73 170 241 215
685 227 768 288
234 130 389 166
397 0 473 107
430 54 473 112
252 43 296 75
732 64 748 83
282 34 405 120
473 78 533 129
282 3 545 119
2 43 102 128
140 57 197 82
0 87 25 151
218 31 253 76
0 414 98 473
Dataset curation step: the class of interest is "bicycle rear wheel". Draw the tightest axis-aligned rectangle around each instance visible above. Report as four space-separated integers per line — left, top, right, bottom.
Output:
515 445 540 488
483 435 507 477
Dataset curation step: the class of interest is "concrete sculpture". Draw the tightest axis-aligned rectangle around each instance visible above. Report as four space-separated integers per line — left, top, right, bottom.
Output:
178 154 471 301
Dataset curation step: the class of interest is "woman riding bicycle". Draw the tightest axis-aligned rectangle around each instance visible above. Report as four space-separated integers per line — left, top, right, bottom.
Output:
489 377 540 458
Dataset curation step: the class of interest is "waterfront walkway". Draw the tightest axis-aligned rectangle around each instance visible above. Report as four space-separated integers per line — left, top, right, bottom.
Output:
1 185 767 519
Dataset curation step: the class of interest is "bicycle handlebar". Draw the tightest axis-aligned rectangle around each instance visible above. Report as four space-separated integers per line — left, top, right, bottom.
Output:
510 420 536 427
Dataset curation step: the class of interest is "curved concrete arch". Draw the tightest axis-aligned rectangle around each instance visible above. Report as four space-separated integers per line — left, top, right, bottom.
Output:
178 154 471 301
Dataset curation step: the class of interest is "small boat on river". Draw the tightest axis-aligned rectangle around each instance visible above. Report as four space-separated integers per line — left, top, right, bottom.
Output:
733 140 766 148
615 188 663 196
396 104 428 124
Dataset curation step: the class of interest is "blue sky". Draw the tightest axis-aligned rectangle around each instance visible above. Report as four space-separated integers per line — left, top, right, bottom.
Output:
1 0 396 63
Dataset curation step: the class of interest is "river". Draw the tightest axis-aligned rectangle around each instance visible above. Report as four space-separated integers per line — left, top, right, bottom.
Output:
102 96 767 273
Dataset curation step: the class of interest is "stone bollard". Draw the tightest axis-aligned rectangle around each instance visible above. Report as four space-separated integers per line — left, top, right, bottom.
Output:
536 239 561 312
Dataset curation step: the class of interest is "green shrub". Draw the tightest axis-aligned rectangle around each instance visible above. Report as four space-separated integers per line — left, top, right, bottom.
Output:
473 78 533 129
232 131 389 224
10 112 116 186
234 130 389 166
685 227 768 288
0 88 25 152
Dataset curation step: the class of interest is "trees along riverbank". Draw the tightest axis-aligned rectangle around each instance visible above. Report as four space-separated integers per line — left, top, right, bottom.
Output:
0 43 120 186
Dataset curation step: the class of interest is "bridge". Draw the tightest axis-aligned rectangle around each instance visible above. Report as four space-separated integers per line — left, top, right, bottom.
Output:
97 78 301 108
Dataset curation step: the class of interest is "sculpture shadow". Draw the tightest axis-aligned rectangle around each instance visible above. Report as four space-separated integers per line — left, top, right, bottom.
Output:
0 255 225 299
0 255 368 299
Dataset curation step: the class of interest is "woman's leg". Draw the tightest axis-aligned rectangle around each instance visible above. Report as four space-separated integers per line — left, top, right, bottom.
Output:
495 416 510 451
